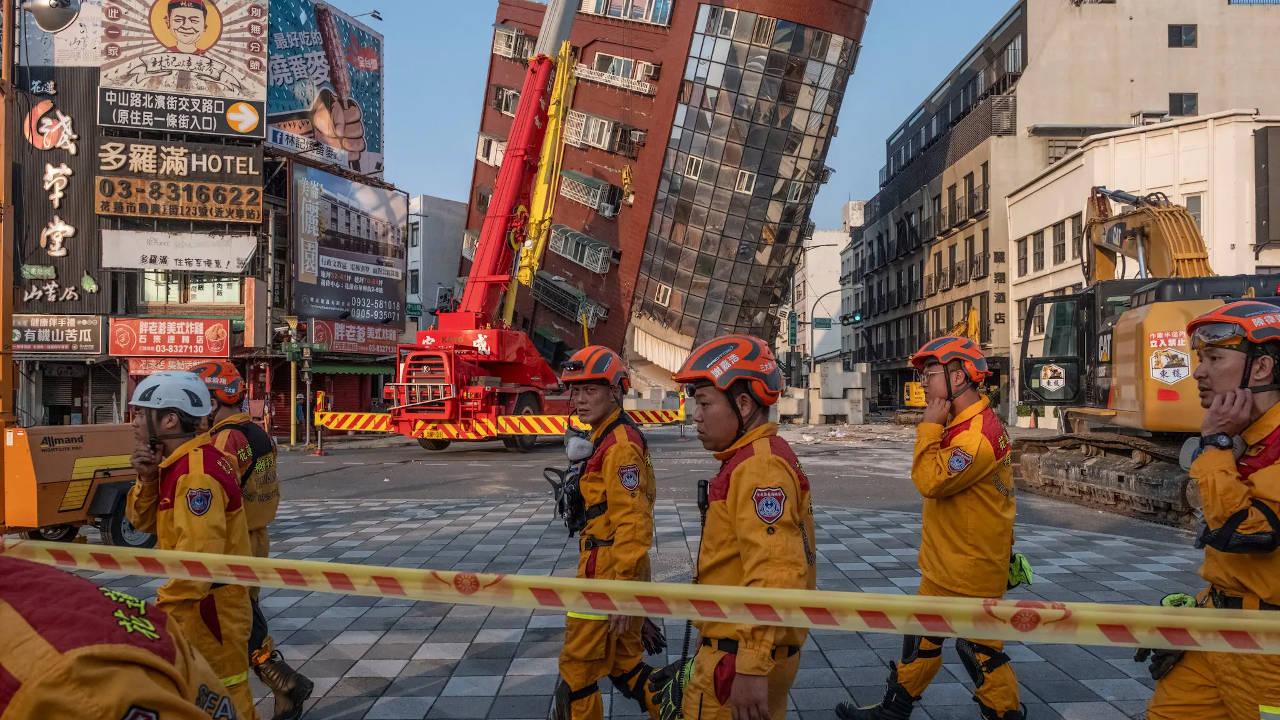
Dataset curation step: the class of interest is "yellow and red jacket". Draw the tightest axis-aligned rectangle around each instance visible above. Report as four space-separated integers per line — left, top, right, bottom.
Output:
0 556 241 719
127 434 254 610
576 409 656 585
1189 400 1280 606
913 396 1016 598
695 423 816 677
209 412 280 533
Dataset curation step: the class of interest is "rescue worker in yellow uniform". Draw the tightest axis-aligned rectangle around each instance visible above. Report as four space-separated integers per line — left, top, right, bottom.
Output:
126 371 259 720
839 336 1022 720
551 346 664 720
191 361 312 720
1143 301 1280 720
0 555 242 719
667 334 816 720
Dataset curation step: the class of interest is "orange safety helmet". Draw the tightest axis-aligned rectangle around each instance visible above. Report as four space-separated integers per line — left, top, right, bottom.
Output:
560 346 631 392
672 333 784 407
189 360 245 407
909 336 991 383
1187 300 1280 349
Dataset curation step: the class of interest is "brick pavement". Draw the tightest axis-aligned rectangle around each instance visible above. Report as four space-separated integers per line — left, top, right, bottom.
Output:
81 498 1204 720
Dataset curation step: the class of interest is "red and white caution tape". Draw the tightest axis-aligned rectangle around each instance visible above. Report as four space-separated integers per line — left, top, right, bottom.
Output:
4 539 1279 654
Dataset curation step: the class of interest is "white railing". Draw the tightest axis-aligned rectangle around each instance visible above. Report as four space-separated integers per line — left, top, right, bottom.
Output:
574 64 654 95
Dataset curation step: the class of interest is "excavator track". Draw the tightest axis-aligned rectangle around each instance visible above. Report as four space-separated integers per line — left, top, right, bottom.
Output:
1012 431 1198 528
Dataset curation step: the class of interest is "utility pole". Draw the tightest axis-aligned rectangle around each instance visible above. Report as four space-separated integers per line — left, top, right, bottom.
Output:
286 316 298 447
1 0 19 484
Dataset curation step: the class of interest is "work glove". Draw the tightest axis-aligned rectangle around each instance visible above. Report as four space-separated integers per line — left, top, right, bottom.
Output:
648 658 694 720
1006 552 1034 590
641 618 667 656
1133 647 1184 680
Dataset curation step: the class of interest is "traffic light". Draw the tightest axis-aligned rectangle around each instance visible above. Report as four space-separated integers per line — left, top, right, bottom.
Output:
788 312 798 345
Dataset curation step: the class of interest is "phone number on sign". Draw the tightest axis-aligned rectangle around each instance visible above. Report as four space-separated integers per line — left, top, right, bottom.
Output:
94 176 263 222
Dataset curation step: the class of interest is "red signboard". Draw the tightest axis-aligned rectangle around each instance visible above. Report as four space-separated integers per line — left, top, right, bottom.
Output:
109 318 231 358
127 357 213 376
312 319 398 355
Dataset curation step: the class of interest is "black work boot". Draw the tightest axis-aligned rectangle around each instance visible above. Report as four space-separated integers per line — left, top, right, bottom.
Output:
835 664 918 720
977 701 1027 720
254 651 314 720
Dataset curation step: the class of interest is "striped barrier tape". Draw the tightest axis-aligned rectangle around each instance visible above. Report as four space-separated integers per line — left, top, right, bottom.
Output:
4 539 1280 655
315 409 686 437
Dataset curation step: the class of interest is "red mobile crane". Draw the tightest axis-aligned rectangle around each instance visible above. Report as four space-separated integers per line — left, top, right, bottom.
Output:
385 3 577 452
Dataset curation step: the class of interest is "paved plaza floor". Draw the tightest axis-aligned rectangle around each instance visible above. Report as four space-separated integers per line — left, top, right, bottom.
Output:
81 497 1205 720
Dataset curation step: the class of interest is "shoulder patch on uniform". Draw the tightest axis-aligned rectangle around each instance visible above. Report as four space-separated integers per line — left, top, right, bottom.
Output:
752 487 786 524
618 464 640 491
186 488 212 516
947 447 973 473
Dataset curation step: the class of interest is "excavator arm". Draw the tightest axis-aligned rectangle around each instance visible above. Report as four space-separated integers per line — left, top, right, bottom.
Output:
1084 186 1214 282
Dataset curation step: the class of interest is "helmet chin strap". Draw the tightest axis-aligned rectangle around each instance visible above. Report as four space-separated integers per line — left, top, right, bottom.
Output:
1239 344 1280 394
145 409 196 450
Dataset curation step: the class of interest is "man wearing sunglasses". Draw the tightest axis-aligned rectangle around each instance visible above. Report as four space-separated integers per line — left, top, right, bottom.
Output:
1144 300 1280 720
667 334 815 720
839 336 1021 720
553 346 663 720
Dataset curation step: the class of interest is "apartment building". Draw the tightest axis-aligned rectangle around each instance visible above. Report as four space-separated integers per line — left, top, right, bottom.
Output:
839 200 865 370
853 0 1280 415
407 195 466 332
467 1 871 374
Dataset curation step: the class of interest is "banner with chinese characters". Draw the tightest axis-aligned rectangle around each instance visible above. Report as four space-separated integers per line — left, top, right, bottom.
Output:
12 315 103 355
292 165 406 323
126 357 212 375
312 319 398 355
94 137 263 222
12 66 108 314
99 0 267 137
109 318 231 358
268 0 383 174
101 230 258 272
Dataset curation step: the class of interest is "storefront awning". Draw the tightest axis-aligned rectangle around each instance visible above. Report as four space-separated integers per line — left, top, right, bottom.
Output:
310 363 393 376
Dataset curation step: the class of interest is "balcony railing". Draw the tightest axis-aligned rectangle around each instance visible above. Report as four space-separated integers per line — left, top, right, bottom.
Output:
532 272 608 328
925 274 936 295
955 263 969 285
574 64 655 95
939 268 953 291
461 230 479 261
970 254 989 279
970 184 990 216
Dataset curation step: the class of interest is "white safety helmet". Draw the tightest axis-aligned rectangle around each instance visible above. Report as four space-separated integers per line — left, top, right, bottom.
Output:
128 371 214 418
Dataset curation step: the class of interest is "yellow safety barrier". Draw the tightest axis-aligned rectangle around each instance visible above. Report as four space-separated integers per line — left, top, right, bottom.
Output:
315 398 687 437
4 538 1279 655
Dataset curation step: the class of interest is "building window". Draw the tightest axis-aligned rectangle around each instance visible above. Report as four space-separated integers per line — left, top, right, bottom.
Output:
565 111 587 147
409 269 420 295
1186 194 1203 228
493 86 520 116
1016 298 1027 333
752 15 777 45
1169 92 1199 116
581 0 673 26
585 116 615 150
685 156 703 179
410 221 420 248
1033 299 1046 335
1016 237 1028 276
653 282 672 307
142 272 240 304
735 170 756 194
1052 221 1066 265
476 135 506 166
787 181 804 203
492 27 534 59
549 225 616 274
1168 24 1197 48
1070 213 1083 259
706 6 737 36
1032 231 1045 271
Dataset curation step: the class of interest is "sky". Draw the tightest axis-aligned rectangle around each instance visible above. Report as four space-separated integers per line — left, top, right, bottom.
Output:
333 0 1018 229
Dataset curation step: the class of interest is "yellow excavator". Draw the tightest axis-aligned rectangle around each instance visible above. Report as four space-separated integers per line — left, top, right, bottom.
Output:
1016 186 1279 525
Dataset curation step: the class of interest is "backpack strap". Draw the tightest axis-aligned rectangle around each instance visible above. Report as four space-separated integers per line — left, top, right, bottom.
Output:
227 421 275 488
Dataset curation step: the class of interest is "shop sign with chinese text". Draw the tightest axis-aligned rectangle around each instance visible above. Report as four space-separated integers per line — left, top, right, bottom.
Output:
98 0 267 137
13 314 103 354
312 319 398 355
101 229 257 272
109 318 231 357
127 357 211 375
94 138 262 222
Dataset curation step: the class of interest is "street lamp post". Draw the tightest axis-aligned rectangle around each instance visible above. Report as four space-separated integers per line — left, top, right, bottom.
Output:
809 288 842 378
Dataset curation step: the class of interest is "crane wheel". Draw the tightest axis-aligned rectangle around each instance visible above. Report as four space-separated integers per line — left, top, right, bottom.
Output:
418 439 451 451
23 524 79 542
503 395 541 453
